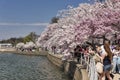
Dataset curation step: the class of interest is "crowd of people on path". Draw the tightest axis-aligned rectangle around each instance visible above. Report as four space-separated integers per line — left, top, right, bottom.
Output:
48 36 120 80
61 39 120 80
92 40 120 80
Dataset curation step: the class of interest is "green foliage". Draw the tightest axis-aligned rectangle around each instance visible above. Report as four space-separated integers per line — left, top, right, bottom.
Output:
23 35 32 43
23 32 37 43
50 17 59 24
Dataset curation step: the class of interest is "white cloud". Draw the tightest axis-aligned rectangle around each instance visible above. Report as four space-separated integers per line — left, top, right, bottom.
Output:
0 22 49 26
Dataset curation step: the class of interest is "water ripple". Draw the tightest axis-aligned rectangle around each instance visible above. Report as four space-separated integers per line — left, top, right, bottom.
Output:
0 53 69 80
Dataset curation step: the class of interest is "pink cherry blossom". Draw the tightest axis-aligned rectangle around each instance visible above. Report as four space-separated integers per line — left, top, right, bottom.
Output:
37 0 120 53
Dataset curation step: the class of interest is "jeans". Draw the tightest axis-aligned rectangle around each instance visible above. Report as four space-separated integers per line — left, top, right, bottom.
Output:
103 64 112 72
117 57 120 73
112 58 117 73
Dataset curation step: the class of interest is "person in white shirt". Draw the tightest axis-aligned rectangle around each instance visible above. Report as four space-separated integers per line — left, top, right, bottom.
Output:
116 46 120 73
112 46 119 73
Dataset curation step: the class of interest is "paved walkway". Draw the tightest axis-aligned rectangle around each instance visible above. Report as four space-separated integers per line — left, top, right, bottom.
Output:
113 74 120 80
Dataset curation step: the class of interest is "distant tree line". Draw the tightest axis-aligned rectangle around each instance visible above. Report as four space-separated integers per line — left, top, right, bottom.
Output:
0 32 38 46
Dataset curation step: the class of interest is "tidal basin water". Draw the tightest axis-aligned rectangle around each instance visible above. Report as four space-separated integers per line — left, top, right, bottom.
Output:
0 53 69 80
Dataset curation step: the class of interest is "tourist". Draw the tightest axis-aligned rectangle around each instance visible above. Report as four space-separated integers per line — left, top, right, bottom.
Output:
95 43 103 80
88 45 95 55
83 46 89 62
74 45 83 63
62 53 68 62
51 46 56 54
112 46 119 74
101 40 113 80
116 46 120 74
73 46 78 59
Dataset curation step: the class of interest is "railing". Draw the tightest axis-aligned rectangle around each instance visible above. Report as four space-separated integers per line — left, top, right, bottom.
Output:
80 54 98 80
48 50 99 80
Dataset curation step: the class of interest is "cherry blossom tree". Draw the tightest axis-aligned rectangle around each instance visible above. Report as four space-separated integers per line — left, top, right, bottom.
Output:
37 0 120 53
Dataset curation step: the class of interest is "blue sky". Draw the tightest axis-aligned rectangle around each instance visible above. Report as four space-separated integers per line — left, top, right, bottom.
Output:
0 0 93 40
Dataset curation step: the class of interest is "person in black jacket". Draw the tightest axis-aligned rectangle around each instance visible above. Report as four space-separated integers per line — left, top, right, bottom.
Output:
74 45 83 63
